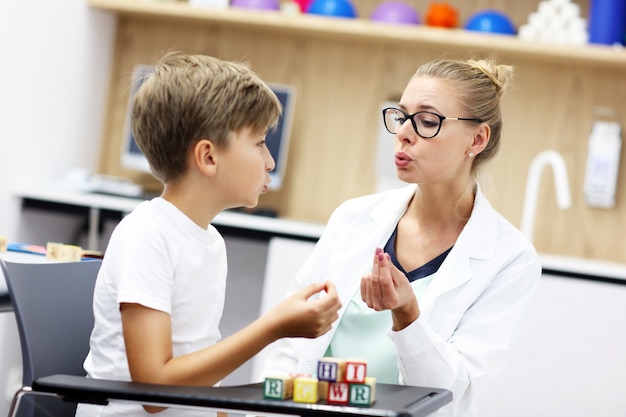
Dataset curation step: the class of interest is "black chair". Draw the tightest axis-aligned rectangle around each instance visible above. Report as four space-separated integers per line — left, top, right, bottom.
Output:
2 258 451 417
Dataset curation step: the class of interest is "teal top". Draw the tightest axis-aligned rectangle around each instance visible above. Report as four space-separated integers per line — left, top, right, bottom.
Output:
324 226 451 383
325 276 434 383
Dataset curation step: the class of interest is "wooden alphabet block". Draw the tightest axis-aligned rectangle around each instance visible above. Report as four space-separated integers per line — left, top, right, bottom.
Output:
61 244 83 262
261 357 373 405
317 357 346 382
293 377 319 403
45 242 63 260
326 381 350 405
317 380 329 401
345 360 367 383
46 242 82 262
349 376 376 406
263 375 294 400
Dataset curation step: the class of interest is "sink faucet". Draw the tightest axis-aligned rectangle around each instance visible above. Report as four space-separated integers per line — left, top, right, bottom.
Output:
520 150 572 243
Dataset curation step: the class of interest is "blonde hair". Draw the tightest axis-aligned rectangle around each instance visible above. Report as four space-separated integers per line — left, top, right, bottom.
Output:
414 58 514 173
131 52 281 183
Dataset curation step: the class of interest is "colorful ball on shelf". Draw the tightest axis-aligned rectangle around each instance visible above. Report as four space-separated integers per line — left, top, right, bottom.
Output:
425 2 459 28
465 10 516 35
293 0 314 12
230 0 281 10
307 0 357 18
370 1 420 25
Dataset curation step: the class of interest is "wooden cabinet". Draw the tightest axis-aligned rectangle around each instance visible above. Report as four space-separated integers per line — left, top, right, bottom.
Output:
89 0 626 262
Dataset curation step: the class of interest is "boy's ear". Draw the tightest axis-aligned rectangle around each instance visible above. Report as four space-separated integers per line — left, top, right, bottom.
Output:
470 123 490 156
193 139 218 176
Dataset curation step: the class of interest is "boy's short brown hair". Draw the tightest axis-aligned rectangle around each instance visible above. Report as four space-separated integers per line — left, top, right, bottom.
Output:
131 52 282 183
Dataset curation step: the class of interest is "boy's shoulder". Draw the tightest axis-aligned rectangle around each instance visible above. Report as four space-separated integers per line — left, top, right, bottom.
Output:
110 199 172 243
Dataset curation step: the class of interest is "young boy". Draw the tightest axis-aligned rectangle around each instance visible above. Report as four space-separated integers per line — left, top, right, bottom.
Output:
76 52 341 417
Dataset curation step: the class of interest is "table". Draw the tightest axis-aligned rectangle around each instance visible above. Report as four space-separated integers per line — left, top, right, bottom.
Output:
32 376 452 417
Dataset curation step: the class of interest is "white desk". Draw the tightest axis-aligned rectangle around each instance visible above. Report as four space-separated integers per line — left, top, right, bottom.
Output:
16 186 325 251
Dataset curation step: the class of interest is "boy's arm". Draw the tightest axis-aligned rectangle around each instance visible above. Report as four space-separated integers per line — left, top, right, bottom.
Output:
121 280 340 389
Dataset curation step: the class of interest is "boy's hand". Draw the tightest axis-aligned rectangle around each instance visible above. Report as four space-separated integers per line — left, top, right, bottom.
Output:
360 248 420 330
269 281 342 339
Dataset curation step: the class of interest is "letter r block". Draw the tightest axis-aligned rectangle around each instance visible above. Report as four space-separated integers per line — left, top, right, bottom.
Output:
263 375 294 400
349 376 376 406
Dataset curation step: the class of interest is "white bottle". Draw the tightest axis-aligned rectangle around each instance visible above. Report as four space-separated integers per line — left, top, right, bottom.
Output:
583 120 622 208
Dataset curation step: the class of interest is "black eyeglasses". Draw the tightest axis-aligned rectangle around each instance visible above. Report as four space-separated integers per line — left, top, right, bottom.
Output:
382 107 483 139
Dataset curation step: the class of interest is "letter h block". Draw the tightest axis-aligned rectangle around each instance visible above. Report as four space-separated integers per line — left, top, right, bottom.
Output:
317 358 346 382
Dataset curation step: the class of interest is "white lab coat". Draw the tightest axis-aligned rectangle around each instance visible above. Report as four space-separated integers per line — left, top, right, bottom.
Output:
262 184 541 417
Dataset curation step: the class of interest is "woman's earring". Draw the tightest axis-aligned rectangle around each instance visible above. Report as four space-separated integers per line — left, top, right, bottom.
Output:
468 152 474 158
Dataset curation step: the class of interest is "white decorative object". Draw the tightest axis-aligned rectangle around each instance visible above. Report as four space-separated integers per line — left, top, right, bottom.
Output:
189 0 229 8
518 0 588 45
520 150 572 243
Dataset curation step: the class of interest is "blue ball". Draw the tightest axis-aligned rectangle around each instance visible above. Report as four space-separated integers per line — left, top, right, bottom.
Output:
307 0 357 18
465 10 516 35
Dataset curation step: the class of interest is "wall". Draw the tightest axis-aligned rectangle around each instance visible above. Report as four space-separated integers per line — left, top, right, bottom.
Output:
94 1 626 264
0 0 116 241
0 1 116 415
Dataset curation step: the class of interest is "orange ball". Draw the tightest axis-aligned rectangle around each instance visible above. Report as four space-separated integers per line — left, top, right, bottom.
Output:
425 2 459 28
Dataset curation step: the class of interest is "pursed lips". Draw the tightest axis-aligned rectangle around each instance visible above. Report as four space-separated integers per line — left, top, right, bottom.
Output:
395 151 413 168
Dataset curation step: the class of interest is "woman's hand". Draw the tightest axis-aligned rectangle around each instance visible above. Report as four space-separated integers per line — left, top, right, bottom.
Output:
360 248 420 331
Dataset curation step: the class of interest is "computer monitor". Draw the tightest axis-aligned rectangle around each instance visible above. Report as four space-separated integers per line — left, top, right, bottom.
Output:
120 65 296 191
120 64 154 174
265 83 295 190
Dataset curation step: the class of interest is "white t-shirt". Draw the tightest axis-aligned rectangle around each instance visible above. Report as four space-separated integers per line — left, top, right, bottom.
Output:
76 198 227 417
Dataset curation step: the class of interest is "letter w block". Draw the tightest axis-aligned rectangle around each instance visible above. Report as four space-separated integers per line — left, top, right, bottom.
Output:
326 382 350 405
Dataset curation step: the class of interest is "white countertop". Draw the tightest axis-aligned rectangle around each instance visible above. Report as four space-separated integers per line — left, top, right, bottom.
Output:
539 253 626 281
17 185 326 241
14 185 626 283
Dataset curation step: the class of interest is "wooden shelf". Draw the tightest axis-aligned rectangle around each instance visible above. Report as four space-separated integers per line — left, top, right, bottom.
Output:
88 0 626 68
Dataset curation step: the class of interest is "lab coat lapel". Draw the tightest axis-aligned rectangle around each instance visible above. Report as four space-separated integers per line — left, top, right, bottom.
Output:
329 185 416 312
419 188 498 321
306 186 416 361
